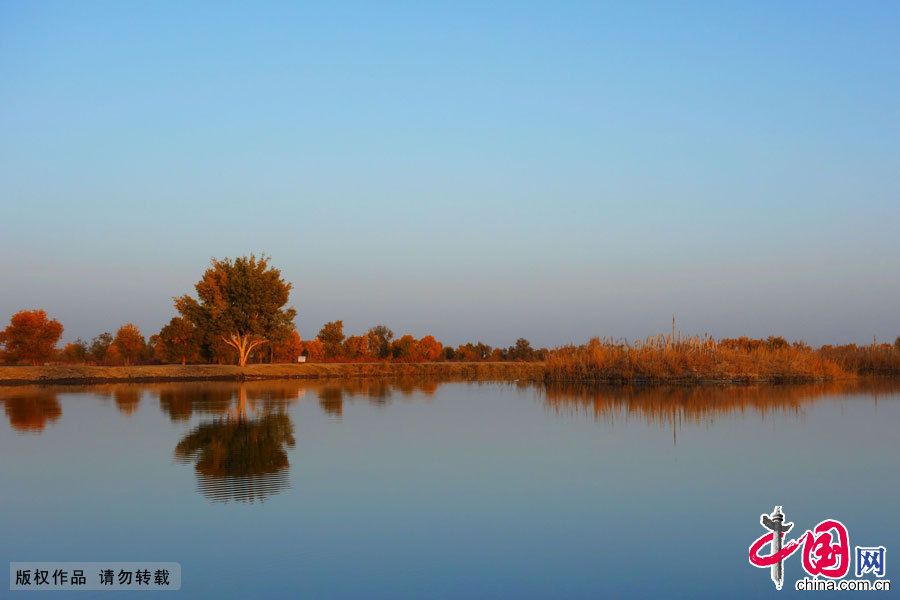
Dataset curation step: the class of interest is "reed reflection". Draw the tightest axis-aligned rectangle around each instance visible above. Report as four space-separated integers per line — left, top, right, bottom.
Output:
538 379 899 443
174 386 296 503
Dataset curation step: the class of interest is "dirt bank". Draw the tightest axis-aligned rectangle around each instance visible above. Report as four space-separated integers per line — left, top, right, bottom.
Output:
0 362 546 386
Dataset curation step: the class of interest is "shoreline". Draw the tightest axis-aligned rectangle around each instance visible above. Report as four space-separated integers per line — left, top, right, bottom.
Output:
0 362 546 386
0 362 874 387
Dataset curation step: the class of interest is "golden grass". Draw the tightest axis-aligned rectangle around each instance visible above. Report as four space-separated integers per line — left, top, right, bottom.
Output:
544 335 848 384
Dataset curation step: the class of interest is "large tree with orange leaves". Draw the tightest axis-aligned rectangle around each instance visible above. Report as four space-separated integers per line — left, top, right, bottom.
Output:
176 255 297 366
0 309 64 365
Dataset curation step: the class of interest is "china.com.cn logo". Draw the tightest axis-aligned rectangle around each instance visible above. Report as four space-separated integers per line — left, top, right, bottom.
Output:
748 506 889 591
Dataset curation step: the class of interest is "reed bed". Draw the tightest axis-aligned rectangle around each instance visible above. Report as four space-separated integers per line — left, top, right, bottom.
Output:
818 343 900 376
544 334 848 384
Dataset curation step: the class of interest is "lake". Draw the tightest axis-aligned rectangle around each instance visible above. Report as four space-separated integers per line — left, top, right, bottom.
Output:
2 379 898 598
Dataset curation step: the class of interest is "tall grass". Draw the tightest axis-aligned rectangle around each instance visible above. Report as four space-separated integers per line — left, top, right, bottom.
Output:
819 343 900 376
544 334 849 383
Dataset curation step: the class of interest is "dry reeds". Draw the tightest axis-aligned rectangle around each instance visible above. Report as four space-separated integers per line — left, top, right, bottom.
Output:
545 334 849 384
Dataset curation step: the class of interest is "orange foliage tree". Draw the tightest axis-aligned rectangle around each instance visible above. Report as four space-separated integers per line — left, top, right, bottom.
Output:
318 321 345 360
272 329 303 363
61 339 89 363
300 339 325 362
415 335 443 361
112 323 145 365
342 335 369 360
175 255 297 366
390 334 417 361
155 317 201 365
0 309 64 365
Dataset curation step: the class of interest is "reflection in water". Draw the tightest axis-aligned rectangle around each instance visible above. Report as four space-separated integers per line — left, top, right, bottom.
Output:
160 387 233 421
313 378 440 418
1 390 61 432
317 386 344 418
539 380 899 444
174 387 296 503
114 388 142 414
4 377 899 505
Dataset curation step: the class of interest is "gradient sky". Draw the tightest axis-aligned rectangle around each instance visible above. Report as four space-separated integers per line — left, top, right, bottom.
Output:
1 1 898 347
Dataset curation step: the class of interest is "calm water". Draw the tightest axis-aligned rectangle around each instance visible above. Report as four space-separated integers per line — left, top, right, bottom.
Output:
2 379 899 598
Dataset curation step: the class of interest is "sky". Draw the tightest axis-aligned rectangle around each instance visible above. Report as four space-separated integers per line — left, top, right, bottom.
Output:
1 1 898 348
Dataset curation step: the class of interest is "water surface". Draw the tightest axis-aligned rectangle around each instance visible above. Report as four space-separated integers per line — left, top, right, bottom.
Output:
2 379 899 598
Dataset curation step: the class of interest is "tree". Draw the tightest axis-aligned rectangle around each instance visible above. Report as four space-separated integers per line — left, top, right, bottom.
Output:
342 335 369 360
272 329 303 363
300 338 325 362
175 255 297 366
156 317 201 365
89 332 114 364
318 320 345 359
0 309 64 365
112 323 145 365
61 339 89 363
415 335 443 361
508 338 536 361
105 343 124 365
365 325 394 359
390 334 417 361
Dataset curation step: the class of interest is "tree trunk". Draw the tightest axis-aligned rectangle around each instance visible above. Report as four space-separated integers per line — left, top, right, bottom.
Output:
224 333 264 367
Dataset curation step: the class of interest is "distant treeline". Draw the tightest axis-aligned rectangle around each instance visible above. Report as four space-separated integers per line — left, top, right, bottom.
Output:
0 310 547 366
1 254 898 382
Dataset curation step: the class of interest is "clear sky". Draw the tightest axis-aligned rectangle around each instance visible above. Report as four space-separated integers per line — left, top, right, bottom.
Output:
1 1 898 347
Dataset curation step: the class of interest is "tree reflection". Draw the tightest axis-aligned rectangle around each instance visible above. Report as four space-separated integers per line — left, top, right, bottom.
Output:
1 389 61 432
113 388 141 414
317 386 344 418
174 387 296 503
309 378 440 415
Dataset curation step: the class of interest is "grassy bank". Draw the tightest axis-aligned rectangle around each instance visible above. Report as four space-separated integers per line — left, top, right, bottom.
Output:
0 361 546 386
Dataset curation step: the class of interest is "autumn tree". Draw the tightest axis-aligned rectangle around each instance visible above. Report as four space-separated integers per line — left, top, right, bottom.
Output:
61 339 89 363
365 325 394 359
318 320 345 359
454 341 493 361
507 338 536 361
272 329 303 363
89 332 114 364
300 339 325 362
415 335 443 361
112 323 145 366
0 309 64 365
342 335 368 360
156 317 201 365
390 334 417 361
175 255 297 366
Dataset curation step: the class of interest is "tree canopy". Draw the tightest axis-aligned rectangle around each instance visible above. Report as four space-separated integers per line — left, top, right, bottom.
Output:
0 309 63 365
112 323 145 365
155 317 200 365
175 255 296 366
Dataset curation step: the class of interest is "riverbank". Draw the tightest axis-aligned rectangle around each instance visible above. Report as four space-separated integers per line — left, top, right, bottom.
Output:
0 362 547 386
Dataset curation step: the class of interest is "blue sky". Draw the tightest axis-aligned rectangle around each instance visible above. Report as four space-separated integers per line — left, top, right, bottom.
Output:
1 1 898 347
